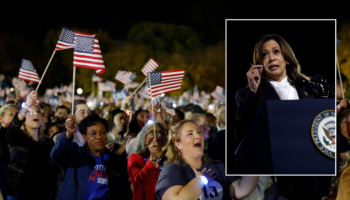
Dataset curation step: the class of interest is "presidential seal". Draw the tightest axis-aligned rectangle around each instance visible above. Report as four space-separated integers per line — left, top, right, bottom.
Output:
311 110 335 159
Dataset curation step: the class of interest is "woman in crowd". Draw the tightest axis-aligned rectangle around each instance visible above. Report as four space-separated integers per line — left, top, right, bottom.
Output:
4 91 57 200
106 109 128 154
125 109 150 155
44 123 59 139
155 119 259 200
127 121 167 200
0 104 18 199
51 114 131 200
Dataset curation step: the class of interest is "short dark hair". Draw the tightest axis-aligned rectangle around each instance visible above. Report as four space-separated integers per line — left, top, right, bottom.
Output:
337 72 348 84
79 115 109 135
174 108 184 120
205 113 215 119
70 100 87 114
44 123 59 136
107 109 126 129
56 105 69 113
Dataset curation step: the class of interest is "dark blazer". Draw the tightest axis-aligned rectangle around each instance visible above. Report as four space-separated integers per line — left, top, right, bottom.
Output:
235 81 314 143
235 81 322 199
51 132 132 200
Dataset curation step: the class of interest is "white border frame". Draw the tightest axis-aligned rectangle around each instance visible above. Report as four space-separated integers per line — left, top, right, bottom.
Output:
225 19 337 176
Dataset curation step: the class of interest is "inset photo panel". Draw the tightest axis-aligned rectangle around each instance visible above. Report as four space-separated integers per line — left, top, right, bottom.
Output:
226 19 336 175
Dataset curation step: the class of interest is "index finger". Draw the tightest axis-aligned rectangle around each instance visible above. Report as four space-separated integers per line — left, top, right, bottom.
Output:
249 65 263 71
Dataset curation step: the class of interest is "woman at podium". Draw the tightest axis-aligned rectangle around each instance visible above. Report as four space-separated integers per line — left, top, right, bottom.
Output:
235 34 314 143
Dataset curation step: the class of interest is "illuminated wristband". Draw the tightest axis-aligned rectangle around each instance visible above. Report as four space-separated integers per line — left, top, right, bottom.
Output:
197 175 208 185
337 105 342 110
19 111 26 117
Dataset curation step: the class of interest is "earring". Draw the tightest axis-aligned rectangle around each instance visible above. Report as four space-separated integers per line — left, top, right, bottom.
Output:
286 62 289 65
146 146 148 149
181 149 183 153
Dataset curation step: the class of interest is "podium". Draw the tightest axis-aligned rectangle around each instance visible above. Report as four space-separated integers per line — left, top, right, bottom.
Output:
234 99 335 174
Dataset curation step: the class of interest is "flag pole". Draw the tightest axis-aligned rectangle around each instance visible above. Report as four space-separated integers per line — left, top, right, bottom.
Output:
92 78 94 97
36 51 56 91
336 56 345 100
132 78 146 96
71 67 76 115
148 73 157 141
15 77 20 105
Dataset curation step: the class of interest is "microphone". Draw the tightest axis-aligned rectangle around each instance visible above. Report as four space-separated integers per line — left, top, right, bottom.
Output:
311 74 327 98
311 74 334 98
295 76 317 96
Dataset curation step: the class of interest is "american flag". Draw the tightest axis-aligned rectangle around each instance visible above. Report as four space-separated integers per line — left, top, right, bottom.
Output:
92 74 102 82
73 34 106 75
142 58 159 77
55 28 95 51
146 70 185 98
19 59 41 83
98 81 116 92
337 37 342 47
192 85 200 101
115 71 133 85
165 108 176 116
211 86 225 103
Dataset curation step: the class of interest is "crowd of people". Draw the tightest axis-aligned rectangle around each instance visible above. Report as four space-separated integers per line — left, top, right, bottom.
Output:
0 87 260 200
0 33 348 200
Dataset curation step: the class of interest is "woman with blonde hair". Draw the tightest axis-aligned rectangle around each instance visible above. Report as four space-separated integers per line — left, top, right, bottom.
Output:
155 119 258 200
4 91 58 200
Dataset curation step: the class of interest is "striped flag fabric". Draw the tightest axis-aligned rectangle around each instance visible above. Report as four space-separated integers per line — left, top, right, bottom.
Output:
19 59 40 83
92 74 102 82
98 81 116 92
73 34 106 75
146 70 185 98
55 28 95 51
115 71 133 85
192 85 200 101
142 58 159 77
165 107 176 116
211 86 225 103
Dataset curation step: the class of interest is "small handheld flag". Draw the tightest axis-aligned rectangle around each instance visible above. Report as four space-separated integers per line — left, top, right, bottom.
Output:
19 59 40 83
142 58 159 77
146 70 185 98
211 86 225 103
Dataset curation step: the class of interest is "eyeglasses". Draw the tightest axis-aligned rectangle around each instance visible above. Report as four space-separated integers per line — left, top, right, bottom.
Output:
147 130 166 136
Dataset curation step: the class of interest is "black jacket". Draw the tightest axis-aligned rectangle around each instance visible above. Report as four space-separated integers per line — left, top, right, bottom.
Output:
235 81 314 143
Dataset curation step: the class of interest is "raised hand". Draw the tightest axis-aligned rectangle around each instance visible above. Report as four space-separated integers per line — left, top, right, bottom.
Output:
65 114 77 139
247 65 263 93
149 138 162 159
25 91 37 108
121 95 133 110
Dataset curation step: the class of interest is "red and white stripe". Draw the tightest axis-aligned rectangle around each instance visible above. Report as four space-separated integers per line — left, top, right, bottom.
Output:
55 31 95 51
147 70 185 98
73 36 106 75
211 86 225 103
142 58 159 77
165 108 176 116
19 69 40 83
115 71 133 85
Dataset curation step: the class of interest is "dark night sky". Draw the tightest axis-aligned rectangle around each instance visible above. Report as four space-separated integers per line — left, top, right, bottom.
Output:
2 1 350 43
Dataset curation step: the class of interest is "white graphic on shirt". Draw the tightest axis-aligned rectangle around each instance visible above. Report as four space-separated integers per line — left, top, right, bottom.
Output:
198 180 223 200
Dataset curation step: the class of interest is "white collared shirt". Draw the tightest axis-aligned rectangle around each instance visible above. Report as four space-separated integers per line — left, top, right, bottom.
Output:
268 76 299 100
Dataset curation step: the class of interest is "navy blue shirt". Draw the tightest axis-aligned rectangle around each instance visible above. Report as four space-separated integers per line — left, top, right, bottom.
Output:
155 160 240 200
